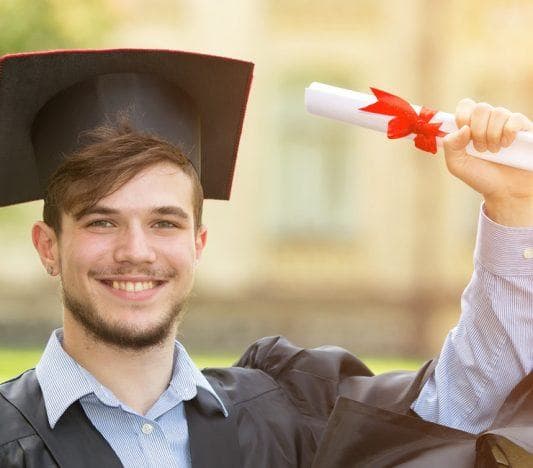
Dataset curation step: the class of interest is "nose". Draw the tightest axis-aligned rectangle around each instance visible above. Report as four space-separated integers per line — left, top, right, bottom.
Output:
113 224 157 265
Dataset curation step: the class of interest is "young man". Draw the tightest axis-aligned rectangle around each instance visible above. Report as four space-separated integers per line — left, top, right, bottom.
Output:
0 49 531 467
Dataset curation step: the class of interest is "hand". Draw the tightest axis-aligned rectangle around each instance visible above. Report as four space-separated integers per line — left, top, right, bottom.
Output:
443 99 533 227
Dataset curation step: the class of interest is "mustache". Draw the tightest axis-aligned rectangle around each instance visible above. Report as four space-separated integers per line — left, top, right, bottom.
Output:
88 266 177 279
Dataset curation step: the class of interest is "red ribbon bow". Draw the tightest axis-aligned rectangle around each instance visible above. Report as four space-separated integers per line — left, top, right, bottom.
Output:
359 88 447 154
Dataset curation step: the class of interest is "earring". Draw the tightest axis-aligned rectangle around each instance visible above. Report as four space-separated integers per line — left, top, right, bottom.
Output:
47 266 54 275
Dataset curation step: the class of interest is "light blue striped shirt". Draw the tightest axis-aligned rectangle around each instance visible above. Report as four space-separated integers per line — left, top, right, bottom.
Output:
413 205 533 433
36 330 227 468
34 204 532 463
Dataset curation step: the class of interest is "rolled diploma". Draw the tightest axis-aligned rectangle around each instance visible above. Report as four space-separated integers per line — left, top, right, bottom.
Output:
305 82 533 172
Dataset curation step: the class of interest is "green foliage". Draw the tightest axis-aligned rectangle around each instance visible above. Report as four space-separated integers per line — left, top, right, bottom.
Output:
0 202 42 239
0 348 423 383
362 357 423 375
0 0 114 55
0 0 116 235
0 348 241 383
47 0 115 47
0 348 42 382
0 0 65 54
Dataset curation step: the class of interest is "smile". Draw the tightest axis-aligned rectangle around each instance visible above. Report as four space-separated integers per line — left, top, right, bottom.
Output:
111 281 156 292
98 279 167 301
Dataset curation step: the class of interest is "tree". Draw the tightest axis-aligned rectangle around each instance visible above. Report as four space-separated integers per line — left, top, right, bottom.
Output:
0 0 115 233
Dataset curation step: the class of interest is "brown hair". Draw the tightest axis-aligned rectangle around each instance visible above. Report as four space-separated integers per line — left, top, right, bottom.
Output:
43 118 203 234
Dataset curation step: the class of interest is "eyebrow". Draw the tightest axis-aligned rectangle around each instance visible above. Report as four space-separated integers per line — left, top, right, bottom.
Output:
152 206 190 219
74 205 190 221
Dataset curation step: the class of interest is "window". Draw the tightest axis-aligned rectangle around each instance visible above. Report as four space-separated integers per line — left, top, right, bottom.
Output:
267 70 357 241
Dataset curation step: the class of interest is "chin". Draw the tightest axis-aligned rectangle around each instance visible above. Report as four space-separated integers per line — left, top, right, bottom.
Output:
63 286 184 351
99 321 177 350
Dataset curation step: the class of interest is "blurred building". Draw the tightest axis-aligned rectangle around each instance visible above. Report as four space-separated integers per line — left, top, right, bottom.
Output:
1 0 532 357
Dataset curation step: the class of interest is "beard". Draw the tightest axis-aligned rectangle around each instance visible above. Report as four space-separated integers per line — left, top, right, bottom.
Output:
61 275 187 351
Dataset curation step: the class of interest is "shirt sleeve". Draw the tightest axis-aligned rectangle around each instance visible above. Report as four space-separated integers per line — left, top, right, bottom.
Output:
411 203 533 434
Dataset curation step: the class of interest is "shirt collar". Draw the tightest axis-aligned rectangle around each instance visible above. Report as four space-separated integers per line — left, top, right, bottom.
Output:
169 341 228 417
36 328 228 428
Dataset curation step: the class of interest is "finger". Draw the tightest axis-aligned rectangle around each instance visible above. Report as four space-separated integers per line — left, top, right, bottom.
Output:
444 125 471 154
455 98 476 129
486 107 511 153
470 102 492 153
502 113 532 147
443 125 471 176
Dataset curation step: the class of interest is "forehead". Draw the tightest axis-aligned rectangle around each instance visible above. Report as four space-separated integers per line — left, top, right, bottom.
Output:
91 162 193 212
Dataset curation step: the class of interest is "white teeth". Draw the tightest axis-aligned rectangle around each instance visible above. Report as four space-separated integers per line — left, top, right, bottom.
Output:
110 281 155 292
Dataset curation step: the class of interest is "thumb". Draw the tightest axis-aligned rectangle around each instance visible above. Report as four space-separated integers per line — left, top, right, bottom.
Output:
444 125 471 154
443 125 471 173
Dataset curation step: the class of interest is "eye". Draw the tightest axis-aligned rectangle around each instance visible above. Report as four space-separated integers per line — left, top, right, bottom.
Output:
153 220 179 229
87 220 115 228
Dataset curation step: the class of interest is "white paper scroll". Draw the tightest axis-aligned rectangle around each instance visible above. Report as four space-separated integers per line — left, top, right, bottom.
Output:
305 82 533 172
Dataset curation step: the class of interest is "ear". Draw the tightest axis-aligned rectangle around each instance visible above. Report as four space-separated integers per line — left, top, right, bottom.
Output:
194 225 208 264
32 221 60 276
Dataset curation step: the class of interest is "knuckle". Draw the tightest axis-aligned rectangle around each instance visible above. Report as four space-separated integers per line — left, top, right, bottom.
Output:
455 98 475 122
455 98 476 115
493 106 510 116
503 124 515 135
473 102 492 115
506 113 523 130
457 97 476 109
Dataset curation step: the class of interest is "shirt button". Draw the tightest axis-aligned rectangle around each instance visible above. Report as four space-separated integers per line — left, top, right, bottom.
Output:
141 423 154 435
524 248 533 259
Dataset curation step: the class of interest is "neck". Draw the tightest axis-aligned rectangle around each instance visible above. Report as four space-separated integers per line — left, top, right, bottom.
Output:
62 314 177 415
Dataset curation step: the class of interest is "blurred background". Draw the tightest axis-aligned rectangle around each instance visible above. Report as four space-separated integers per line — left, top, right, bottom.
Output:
1 0 532 379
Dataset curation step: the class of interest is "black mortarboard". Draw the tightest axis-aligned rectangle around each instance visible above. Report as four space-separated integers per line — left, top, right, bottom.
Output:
0 48 254 207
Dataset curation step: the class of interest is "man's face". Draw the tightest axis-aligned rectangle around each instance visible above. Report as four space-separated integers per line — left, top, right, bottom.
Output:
54 162 205 349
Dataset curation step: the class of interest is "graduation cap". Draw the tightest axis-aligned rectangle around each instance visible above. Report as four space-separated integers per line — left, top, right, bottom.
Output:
0 48 254 207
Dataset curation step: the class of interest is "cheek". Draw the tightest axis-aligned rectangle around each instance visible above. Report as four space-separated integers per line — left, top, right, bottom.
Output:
159 239 197 269
61 237 113 274
167 246 196 267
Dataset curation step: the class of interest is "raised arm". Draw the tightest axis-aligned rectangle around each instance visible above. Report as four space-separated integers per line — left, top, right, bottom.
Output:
412 100 533 433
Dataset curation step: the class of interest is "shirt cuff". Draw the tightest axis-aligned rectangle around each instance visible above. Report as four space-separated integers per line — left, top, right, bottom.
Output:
475 203 533 276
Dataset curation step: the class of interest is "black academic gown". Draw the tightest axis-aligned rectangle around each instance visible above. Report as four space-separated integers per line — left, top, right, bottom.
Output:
1 336 533 467
0 336 373 468
312 363 533 467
